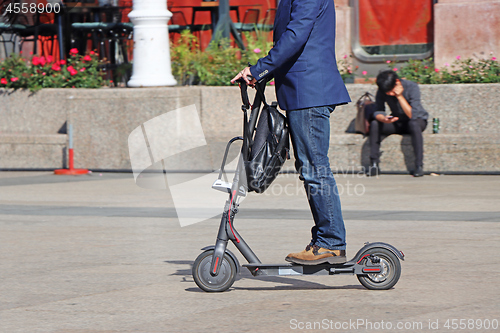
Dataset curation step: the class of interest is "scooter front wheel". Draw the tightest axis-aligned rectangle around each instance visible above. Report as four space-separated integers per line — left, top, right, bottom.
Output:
357 247 401 290
192 250 237 292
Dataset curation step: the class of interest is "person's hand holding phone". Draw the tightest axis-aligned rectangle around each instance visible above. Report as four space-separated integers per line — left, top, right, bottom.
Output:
384 115 399 123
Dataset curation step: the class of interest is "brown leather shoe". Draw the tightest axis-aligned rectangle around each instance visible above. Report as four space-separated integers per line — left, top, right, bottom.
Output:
286 244 346 265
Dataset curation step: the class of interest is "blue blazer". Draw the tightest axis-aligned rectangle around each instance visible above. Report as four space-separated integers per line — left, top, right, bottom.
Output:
250 0 351 111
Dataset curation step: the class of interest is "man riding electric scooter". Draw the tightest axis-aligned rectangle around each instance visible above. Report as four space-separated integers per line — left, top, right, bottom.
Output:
190 0 403 293
231 0 351 265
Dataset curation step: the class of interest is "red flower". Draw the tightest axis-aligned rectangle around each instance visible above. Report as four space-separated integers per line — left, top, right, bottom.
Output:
39 56 46 66
60 59 66 65
46 55 54 63
83 55 92 62
69 48 79 55
80 68 86 72
11 77 19 82
52 63 61 71
32 56 40 66
90 51 95 55
67 66 78 76
0 78 7 85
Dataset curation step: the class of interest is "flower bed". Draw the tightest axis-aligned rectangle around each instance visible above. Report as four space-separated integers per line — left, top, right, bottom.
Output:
170 31 274 86
2 32 498 90
170 32 499 86
0 48 106 91
382 56 500 84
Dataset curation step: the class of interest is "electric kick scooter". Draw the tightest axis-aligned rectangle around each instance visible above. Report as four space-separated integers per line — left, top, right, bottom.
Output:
192 79 404 292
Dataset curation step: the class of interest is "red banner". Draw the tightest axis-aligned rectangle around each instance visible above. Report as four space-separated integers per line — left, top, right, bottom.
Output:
359 0 434 46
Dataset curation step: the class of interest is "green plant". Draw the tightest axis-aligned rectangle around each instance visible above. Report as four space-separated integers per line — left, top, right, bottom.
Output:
170 31 202 85
447 56 500 83
337 54 357 81
195 38 245 86
170 30 273 86
385 55 500 84
0 54 30 89
241 30 273 66
0 48 107 91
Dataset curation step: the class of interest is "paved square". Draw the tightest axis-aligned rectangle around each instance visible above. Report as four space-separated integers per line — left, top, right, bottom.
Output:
1 172 499 332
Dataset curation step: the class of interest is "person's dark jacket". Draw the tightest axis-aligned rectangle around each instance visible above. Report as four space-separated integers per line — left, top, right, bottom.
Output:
373 79 429 122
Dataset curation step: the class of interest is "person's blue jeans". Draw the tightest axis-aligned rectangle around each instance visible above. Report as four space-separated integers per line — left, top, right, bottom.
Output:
286 106 346 250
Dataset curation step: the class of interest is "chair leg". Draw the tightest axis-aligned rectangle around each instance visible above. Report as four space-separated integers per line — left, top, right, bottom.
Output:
19 37 25 55
91 30 98 54
0 34 7 58
49 36 56 58
34 27 39 55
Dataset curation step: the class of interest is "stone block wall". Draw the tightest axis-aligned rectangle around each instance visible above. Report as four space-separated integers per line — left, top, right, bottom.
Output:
434 0 500 68
1 84 499 173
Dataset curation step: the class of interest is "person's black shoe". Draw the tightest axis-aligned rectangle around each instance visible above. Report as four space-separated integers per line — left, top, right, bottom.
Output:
367 162 380 177
413 165 424 177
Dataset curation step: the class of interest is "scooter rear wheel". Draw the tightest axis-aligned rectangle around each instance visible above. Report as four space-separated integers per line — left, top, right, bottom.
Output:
357 248 401 290
192 250 237 292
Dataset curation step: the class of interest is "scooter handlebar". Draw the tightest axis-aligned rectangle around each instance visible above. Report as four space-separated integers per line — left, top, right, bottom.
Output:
235 76 254 85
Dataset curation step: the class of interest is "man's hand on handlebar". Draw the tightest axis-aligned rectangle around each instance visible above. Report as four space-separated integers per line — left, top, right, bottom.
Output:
231 67 256 86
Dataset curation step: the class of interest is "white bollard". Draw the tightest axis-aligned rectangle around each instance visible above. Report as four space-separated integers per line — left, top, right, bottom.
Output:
127 0 177 87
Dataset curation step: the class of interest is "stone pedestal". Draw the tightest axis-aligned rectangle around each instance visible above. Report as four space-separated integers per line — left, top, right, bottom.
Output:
127 0 177 87
434 0 500 68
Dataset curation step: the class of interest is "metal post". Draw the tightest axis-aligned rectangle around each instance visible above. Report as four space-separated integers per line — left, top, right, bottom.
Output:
56 11 65 61
54 123 89 175
212 0 245 50
218 0 230 39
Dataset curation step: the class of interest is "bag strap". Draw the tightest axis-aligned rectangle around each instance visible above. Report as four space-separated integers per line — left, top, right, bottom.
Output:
254 81 269 107
242 108 251 160
255 82 287 141
273 126 289 161
237 78 251 110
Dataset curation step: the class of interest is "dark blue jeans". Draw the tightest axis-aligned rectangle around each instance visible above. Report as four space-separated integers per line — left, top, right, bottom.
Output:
287 106 346 250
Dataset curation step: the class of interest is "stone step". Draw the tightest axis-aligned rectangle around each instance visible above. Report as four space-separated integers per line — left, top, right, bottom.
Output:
327 134 500 173
0 134 67 170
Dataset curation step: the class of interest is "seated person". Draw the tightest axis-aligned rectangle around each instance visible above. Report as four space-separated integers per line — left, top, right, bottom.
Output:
366 70 429 177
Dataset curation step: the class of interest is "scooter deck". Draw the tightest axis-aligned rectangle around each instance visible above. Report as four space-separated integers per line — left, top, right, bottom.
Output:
242 260 377 277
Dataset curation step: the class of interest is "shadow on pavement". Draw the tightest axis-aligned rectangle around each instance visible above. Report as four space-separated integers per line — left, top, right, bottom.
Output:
164 260 366 292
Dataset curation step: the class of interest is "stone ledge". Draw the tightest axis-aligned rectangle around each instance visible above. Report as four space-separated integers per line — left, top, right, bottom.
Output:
0 134 66 169
0 134 67 144
328 134 500 173
1 84 499 172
